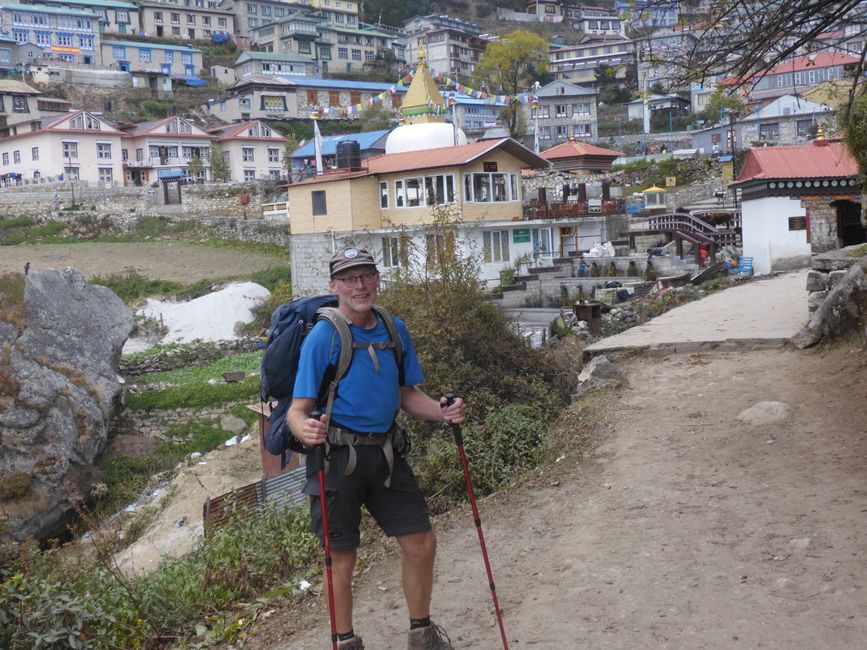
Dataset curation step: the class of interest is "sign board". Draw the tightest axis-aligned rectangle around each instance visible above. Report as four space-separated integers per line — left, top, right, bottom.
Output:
721 160 734 181
51 45 81 54
665 176 677 187
483 161 498 172
788 216 807 231
512 228 530 243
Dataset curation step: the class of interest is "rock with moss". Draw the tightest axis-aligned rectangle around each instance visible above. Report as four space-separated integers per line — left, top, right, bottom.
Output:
0 269 133 544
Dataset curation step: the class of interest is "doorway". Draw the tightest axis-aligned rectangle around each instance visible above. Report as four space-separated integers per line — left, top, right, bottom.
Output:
834 200 866 247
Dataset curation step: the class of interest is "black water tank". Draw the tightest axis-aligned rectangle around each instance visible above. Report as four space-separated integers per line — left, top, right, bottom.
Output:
336 139 361 169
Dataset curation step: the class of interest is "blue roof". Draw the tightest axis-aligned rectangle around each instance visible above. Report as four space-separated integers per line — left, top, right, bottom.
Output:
291 128 391 158
444 92 507 107
277 76 406 92
159 170 187 179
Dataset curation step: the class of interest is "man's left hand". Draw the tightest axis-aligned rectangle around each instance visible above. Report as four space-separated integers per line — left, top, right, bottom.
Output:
440 396 466 425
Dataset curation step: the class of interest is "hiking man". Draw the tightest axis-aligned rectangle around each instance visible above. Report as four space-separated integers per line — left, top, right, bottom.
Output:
288 247 465 650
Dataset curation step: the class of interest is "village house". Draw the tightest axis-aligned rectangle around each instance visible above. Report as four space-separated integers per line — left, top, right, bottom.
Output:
0 1 101 66
690 94 833 152
208 119 286 182
0 110 124 184
403 14 488 84
524 79 599 147
231 0 360 44
234 50 316 78
287 127 391 179
0 79 41 136
202 75 404 123
35 0 140 37
137 0 233 41
286 44 552 294
729 135 864 276
720 51 860 103
101 39 204 82
117 115 213 185
248 10 319 58
547 35 633 88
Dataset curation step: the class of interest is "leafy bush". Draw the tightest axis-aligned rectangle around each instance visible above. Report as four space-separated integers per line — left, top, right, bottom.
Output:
138 350 262 386
1 504 319 648
249 266 292 292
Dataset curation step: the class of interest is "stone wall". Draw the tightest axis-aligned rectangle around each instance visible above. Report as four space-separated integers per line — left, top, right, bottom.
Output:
804 199 840 253
119 338 262 377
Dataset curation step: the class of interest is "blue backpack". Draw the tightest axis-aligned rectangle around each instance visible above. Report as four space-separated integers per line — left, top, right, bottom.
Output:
260 295 404 467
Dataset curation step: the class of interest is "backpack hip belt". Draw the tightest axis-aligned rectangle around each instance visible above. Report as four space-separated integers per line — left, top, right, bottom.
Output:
326 423 404 488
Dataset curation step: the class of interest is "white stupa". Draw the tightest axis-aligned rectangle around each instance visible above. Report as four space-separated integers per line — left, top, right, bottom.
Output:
385 43 467 154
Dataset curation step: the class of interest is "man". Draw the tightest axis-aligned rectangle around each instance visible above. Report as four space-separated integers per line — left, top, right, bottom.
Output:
288 247 465 650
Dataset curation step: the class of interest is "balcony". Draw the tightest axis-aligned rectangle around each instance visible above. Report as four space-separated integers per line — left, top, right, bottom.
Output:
526 200 626 219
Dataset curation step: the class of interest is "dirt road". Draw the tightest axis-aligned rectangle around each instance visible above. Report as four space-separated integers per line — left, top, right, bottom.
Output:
0 242 286 283
250 346 866 650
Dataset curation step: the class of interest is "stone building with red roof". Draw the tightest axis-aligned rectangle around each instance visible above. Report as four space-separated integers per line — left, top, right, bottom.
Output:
729 137 863 275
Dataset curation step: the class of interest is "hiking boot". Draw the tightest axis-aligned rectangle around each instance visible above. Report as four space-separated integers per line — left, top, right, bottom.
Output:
407 623 453 649
337 635 365 650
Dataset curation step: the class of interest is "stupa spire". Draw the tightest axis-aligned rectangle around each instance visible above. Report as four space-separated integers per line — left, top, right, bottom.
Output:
401 41 446 125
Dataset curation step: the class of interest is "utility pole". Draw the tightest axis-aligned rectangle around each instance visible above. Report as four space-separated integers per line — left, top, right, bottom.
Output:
65 149 75 208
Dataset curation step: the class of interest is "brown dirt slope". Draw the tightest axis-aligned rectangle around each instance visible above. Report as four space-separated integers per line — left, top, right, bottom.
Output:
245 345 867 650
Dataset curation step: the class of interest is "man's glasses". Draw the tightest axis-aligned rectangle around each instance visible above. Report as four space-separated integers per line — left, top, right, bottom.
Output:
334 271 379 287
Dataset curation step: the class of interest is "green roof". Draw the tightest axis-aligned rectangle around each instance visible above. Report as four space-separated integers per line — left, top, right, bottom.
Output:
102 39 201 53
236 51 315 64
39 0 137 9
317 24 393 39
0 2 97 17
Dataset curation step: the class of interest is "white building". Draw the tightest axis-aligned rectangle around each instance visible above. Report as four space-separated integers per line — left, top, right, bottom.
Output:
208 119 286 182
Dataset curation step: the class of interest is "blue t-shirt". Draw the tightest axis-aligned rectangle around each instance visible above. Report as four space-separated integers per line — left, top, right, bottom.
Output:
293 313 424 432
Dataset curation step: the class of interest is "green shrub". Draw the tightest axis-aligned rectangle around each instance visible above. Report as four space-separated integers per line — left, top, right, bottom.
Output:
90 271 184 303
124 374 260 410
249 266 292 291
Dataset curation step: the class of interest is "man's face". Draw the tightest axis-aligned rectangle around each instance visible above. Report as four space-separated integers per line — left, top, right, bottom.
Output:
329 266 380 316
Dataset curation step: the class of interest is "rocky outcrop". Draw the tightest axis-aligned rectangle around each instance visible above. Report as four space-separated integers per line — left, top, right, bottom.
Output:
0 269 133 543
793 250 867 349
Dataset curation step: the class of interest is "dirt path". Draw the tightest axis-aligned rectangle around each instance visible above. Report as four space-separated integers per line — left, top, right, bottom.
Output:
0 242 286 283
248 345 866 650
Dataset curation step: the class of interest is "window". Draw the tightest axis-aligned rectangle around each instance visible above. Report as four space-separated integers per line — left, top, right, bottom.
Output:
759 122 780 140
338 48 349 60
555 104 568 118
218 17 227 27
79 34 94 49
268 147 279 162
572 102 589 116
532 227 553 257
425 230 454 268
66 167 80 181
535 105 549 119
98 168 113 182
154 11 163 23
35 31 51 47
2 153 7 166
312 190 327 215
203 16 211 25
380 181 389 208
270 169 281 180
247 2 257 13
394 174 455 207
57 33 75 47
165 50 174 63
172 26 181 35
13 150 20 164
299 40 311 53
244 169 256 182
329 91 340 105
181 52 193 64
350 91 361 104
62 142 78 159
307 89 318 104
171 12 180 24
797 119 813 136
139 48 152 62
483 230 510 263
464 172 518 202
97 143 112 159
351 49 361 61
187 14 196 25
31 146 38 161
12 96 28 113
242 147 254 162
382 235 407 267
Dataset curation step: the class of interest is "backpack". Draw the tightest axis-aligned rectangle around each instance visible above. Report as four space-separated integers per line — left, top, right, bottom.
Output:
260 295 404 467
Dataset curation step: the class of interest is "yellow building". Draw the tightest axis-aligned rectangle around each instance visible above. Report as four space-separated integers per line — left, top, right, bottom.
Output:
288 45 550 294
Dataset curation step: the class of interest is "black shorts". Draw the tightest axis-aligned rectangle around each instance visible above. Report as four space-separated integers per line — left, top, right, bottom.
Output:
304 445 431 551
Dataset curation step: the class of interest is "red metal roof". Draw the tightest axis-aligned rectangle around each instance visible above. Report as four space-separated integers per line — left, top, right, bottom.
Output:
540 140 622 160
732 141 857 185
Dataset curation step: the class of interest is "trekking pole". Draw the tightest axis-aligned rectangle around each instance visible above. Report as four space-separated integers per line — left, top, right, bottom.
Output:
444 394 510 650
311 410 338 650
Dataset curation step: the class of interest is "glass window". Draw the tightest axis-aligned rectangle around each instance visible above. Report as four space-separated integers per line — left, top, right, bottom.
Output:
97 143 111 159
394 180 404 207
139 48 152 62
99 167 113 182
12 96 28 113
31 146 38 160
482 230 510 263
404 178 422 206
62 141 78 159
244 169 256 182
465 173 517 202
242 147 254 162
13 150 20 164
268 147 279 162
382 235 406 267
312 190 327 215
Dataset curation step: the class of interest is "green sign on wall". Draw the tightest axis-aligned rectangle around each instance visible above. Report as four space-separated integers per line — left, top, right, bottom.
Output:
513 229 531 243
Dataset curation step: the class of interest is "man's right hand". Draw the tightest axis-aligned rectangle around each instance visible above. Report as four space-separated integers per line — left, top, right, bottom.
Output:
299 412 329 447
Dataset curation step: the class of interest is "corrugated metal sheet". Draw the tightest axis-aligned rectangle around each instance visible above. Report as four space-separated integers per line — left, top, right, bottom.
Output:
203 466 307 535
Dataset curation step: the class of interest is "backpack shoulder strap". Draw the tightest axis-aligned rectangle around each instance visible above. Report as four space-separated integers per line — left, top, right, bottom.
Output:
372 305 405 385
315 306 354 380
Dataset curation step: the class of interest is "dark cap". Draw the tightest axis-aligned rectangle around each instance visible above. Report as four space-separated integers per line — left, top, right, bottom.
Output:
329 247 378 278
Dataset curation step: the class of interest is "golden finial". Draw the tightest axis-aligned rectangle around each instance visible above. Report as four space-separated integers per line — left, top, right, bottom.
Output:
417 41 426 65
815 124 825 141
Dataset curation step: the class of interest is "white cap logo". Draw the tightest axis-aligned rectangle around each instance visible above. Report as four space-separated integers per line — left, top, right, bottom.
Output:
344 249 359 259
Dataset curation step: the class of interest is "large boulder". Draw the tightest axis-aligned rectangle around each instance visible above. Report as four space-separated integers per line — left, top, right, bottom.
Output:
0 269 133 543
793 257 867 349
